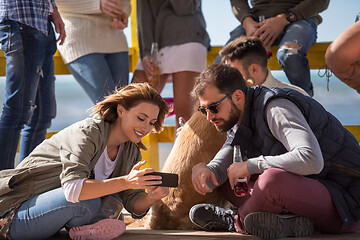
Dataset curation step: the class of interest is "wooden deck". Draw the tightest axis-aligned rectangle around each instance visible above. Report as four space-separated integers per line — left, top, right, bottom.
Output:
48 211 360 240
51 226 360 240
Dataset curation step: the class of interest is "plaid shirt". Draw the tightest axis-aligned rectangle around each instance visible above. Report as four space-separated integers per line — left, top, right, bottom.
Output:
0 0 56 36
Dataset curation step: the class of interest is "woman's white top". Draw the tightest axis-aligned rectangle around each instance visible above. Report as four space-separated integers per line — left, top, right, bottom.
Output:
63 144 124 203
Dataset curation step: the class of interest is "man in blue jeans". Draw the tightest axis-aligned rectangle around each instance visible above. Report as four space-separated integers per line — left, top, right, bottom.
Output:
0 0 65 170
215 0 329 96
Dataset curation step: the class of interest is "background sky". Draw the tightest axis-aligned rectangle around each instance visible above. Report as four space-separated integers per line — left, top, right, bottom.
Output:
124 0 360 46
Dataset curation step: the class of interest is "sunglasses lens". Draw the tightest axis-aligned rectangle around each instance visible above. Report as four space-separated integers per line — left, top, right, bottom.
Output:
207 105 218 114
197 107 207 115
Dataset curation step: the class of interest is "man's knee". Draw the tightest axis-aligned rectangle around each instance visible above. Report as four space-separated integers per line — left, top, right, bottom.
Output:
256 168 290 191
277 42 309 69
277 42 303 60
281 42 301 53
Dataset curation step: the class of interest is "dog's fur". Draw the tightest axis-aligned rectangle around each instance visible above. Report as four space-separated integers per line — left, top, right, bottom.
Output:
148 111 227 230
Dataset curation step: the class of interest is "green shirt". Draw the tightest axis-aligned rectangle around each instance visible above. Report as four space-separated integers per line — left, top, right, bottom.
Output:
230 0 330 25
0 117 146 217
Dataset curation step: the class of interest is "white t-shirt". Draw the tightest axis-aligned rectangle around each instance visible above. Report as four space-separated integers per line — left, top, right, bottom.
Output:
62 144 124 203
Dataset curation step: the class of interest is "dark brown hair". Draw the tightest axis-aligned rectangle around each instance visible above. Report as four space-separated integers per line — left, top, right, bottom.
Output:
191 64 248 99
219 36 267 71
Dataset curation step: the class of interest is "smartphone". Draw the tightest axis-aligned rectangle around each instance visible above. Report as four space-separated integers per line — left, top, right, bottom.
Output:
144 172 179 188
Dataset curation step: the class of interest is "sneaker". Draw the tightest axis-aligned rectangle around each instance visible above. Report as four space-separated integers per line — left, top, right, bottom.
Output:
69 218 126 240
244 212 314 239
189 204 236 232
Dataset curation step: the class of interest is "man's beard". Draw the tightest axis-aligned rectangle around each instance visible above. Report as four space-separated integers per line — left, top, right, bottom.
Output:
213 103 241 132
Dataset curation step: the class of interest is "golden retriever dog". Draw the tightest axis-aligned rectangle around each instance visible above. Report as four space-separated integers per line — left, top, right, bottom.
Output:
148 111 227 230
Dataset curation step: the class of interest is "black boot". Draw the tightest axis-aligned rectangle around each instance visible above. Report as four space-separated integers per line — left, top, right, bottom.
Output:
244 212 314 239
189 204 236 232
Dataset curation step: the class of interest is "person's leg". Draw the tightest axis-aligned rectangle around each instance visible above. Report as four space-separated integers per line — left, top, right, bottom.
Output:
19 20 57 161
105 52 129 87
235 168 346 233
276 18 317 96
67 53 117 104
213 25 246 64
172 71 199 126
9 188 101 240
0 20 50 169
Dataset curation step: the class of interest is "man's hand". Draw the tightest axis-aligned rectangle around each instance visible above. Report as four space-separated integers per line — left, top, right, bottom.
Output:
51 7 66 45
242 16 260 37
254 14 289 49
192 163 218 195
227 161 250 190
100 0 124 18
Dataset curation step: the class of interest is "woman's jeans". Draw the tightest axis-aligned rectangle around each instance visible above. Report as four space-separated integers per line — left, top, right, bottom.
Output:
214 18 317 96
67 52 129 104
9 188 101 240
0 19 57 169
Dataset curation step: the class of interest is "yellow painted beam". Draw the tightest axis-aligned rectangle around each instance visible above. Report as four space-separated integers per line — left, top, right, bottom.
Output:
129 0 139 72
158 126 176 142
0 51 5 76
130 0 138 50
344 125 360 142
0 42 333 76
140 132 159 170
53 50 70 74
207 46 222 66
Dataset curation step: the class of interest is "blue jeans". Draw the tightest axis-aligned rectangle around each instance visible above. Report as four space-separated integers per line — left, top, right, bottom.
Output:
0 19 57 169
67 52 129 104
215 18 317 96
9 187 101 240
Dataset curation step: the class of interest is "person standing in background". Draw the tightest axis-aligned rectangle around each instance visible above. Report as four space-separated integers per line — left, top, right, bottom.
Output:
214 0 329 97
132 0 210 127
0 0 66 170
55 0 131 104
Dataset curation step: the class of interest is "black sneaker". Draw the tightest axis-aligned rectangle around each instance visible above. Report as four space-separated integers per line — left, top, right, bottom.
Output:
244 212 314 239
189 204 236 232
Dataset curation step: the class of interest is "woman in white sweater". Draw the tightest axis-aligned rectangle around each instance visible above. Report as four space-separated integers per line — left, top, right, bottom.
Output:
56 0 131 103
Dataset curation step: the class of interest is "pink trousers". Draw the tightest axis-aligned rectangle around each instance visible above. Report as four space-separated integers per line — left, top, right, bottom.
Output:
219 168 360 234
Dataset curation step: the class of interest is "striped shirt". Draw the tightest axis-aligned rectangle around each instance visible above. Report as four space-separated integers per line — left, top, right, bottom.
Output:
0 0 56 36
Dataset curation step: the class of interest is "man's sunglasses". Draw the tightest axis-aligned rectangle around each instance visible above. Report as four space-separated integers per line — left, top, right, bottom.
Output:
197 92 233 115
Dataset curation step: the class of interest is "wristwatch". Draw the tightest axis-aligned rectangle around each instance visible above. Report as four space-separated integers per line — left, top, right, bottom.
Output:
286 12 297 22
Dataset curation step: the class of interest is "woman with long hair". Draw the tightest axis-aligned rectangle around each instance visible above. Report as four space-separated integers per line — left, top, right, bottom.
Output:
0 83 170 240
